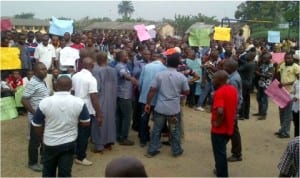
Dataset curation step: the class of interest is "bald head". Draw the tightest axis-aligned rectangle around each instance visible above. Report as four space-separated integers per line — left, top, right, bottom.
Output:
82 57 94 70
223 59 238 74
105 156 147 177
213 70 229 89
56 76 72 91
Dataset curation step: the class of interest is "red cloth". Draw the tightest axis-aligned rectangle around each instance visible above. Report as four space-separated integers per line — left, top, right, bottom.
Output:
211 84 238 135
1 19 12 31
6 76 23 89
70 43 85 50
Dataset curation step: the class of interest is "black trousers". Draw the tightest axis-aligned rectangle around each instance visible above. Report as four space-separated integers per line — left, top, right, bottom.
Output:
187 83 196 107
293 111 299 137
75 120 91 161
239 86 251 119
42 141 76 177
28 124 43 165
230 119 242 158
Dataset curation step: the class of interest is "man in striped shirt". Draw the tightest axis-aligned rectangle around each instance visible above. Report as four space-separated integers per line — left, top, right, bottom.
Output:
22 62 49 172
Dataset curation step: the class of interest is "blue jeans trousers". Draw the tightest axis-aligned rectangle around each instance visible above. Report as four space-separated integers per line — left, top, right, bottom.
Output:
278 102 292 135
116 97 132 142
148 112 182 155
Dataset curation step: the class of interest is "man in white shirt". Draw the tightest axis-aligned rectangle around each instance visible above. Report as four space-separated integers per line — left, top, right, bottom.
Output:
72 57 102 166
34 34 56 71
32 76 90 177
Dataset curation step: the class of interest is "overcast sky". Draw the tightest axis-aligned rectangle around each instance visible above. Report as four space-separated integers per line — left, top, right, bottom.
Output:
1 1 242 21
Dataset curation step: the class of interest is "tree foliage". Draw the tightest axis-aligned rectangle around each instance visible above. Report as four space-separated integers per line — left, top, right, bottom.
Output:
14 12 35 19
118 1 135 21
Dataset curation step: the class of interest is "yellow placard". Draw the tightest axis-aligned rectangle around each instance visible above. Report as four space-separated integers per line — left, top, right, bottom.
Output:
0 47 21 70
213 27 231 42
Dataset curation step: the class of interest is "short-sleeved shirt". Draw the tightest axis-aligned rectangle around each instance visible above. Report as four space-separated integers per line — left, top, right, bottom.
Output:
34 44 56 70
115 62 133 99
72 69 98 115
211 84 238 135
228 71 243 111
151 68 189 116
22 76 50 119
278 63 300 92
32 92 90 146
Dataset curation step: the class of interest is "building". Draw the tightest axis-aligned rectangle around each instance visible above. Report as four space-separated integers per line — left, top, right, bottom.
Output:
1 17 49 33
84 22 174 38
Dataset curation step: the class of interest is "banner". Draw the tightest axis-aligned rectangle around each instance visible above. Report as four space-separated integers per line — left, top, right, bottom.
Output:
0 96 18 121
265 79 291 108
49 16 74 36
145 25 156 39
134 24 151 42
268 31 280 43
1 19 12 31
59 47 79 66
0 47 21 70
213 27 231 42
189 28 210 47
271 52 285 64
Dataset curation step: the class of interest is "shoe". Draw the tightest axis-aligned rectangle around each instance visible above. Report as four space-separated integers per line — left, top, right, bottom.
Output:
145 150 160 158
161 141 171 146
91 149 103 154
257 116 266 120
278 133 290 138
195 106 205 112
173 149 184 157
140 143 147 147
274 131 282 136
119 139 135 146
252 113 262 116
28 164 43 172
75 158 93 166
238 117 246 120
227 155 242 162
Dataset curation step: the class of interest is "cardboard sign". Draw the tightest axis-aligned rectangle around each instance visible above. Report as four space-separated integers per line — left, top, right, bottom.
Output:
189 28 210 47
265 79 292 108
134 24 151 42
59 47 79 66
49 16 74 36
213 27 231 42
268 31 280 43
272 52 285 64
1 19 12 31
0 48 21 70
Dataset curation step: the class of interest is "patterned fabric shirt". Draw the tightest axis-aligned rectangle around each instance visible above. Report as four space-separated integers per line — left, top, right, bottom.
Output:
278 136 299 177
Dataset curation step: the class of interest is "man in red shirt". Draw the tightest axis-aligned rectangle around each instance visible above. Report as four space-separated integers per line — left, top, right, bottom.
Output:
211 70 238 177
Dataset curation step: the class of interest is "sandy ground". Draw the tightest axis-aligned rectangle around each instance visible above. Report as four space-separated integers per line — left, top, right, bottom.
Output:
1 94 292 177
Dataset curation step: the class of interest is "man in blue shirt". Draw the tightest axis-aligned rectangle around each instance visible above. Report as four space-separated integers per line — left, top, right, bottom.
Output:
138 53 167 147
144 52 190 158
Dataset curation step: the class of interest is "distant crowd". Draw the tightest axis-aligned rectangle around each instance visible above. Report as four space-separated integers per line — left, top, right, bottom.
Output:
0 28 299 177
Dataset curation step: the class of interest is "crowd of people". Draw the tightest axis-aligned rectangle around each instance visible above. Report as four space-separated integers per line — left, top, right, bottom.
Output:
0 27 299 177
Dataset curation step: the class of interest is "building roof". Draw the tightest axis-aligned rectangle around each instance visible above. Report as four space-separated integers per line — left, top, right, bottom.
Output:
1 17 49 27
84 21 171 31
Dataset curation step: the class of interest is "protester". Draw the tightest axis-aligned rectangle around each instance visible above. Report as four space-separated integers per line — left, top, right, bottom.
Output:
22 62 49 172
290 70 299 137
105 156 148 177
91 52 117 152
32 76 90 177
34 34 56 71
72 57 102 166
210 70 238 177
145 52 189 158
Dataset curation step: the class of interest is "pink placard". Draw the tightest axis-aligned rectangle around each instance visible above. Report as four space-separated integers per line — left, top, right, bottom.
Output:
272 52 285 64
134 24 151 42
1 19 12 31
265 79 291 108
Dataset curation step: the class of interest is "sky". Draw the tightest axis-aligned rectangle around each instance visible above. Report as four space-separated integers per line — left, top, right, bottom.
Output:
1 1 242 21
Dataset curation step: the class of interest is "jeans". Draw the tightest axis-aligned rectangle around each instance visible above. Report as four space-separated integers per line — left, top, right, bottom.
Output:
278 102 292 135
116 97 132 142
256 87 268 115
139 103 153 144
132 92 142 131
197 81 212 107
28 124 43 165
187 83 196 107
42 142 75 177
148 112 182 155
75 117 91 161
230 119 242 158
239 86 251 118
211 133 230 177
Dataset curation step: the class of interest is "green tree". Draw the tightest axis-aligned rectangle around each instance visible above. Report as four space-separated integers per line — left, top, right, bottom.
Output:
118 1 135 21
14 12 35 19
